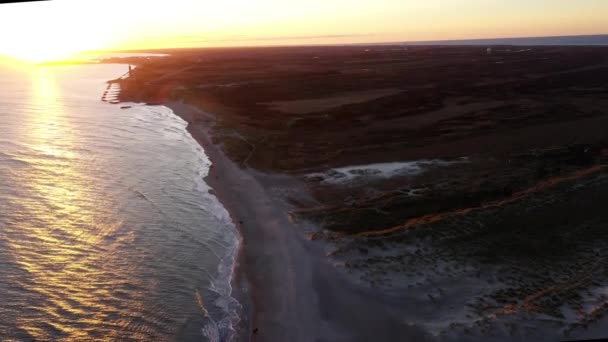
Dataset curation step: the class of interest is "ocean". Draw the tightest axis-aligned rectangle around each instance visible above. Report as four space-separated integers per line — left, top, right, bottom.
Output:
366 34 608 46
0 62 239 340
408 34 608 46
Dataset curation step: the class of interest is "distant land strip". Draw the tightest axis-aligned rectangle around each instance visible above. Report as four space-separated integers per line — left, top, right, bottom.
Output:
374 34 608 46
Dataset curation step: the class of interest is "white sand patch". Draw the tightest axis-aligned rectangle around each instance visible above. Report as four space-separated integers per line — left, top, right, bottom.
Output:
308 158 468 185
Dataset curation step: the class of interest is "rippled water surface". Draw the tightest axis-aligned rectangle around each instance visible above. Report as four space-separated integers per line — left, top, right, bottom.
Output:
0 63 239 340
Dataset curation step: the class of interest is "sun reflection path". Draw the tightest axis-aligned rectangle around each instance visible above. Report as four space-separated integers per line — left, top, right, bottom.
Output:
3 67 154 340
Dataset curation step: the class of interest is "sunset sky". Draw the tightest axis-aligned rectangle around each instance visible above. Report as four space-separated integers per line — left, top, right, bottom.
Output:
0 0 607 62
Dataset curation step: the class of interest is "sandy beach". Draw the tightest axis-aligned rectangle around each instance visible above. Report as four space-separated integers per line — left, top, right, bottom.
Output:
115 45 608 341
168 101 434 341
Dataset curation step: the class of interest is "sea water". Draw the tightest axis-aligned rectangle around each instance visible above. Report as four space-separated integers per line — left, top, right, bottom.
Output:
0 62 239 340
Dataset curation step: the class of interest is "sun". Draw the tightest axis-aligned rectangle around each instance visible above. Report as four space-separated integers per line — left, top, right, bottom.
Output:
2 43 84 64
0 1 112 64
0 21 102 64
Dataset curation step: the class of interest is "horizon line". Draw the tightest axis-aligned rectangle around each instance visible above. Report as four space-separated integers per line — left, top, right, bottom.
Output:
94 33 608 53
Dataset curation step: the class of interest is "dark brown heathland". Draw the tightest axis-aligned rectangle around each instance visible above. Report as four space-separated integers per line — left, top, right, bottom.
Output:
114 45 608 341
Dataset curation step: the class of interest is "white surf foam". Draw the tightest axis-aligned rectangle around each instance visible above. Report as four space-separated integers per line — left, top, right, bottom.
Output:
308 158 468 185
154 105 242 341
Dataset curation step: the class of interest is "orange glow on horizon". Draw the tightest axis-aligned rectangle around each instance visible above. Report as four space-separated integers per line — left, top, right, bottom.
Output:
0 0 607 62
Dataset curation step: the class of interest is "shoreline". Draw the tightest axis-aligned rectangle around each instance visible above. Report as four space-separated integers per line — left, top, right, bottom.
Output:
112 46 608 341
167 100 316 341
165 100 608 342
167 101 254 341
168 100 304 341
165 101 433 342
